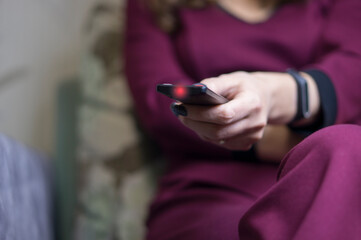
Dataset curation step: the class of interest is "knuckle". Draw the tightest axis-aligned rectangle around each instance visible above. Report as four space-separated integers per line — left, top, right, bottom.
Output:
254 104 262 113
214 130 225 141
252 133 263 143
251 117 267 131
213 127 228 140
254 131 264 141
216 115 233 125
256 121 267 130
252 97 263 113
216 107 235 125
249 131 263 143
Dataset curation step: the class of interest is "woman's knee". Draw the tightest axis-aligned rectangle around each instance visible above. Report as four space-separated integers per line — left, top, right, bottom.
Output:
305 124 361 154
278 124 361 179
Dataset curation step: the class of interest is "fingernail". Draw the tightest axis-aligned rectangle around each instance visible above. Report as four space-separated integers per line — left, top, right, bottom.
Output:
192 83 206 87
170 103 179 117
220 107 235 119
170 103 187 116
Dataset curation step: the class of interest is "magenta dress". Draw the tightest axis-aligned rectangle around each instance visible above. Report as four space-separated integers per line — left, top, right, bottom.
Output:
124 0 361 239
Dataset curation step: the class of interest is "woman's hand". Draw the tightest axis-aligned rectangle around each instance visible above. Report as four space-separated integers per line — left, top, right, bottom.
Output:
175 71 296 150
173 71 320 152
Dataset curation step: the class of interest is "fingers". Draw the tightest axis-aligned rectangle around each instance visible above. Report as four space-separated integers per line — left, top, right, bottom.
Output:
172 71 263 125
181 90 263 125
200 71 249 99
181 104 236 125
179 114 266 142
200 127 264 151
172 71 270 151
218 130 264 151
221 90 263 122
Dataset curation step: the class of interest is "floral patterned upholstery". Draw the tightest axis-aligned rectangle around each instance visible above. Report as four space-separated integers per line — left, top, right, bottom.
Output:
71 1 163 239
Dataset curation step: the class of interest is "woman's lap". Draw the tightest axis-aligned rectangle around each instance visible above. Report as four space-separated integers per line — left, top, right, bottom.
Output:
239 124 361 240
147 124 361 240
146 180 258 240
146 161 279 240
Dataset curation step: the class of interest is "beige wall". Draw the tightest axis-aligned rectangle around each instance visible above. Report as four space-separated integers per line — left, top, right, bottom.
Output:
0 0 97 154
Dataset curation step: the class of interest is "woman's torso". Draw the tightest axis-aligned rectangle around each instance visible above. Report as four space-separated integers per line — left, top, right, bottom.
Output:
172 0 330 82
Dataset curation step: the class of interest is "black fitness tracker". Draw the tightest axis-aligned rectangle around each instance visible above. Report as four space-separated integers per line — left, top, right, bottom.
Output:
287 69 310 122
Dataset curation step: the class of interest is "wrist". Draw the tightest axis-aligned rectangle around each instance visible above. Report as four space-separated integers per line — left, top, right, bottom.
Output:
252 72 297 124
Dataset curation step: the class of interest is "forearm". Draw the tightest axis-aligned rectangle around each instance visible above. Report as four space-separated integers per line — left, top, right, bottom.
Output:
255 125 305 163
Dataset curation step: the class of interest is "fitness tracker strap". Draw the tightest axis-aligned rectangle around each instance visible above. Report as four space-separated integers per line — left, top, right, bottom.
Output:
287 69 310 122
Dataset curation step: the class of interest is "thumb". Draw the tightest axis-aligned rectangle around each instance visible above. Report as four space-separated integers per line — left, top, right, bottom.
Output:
200 72 247 99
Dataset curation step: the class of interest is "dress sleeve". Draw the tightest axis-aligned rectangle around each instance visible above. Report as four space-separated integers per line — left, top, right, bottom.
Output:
124 0 192 135
124 0 227 159
303 0 361 126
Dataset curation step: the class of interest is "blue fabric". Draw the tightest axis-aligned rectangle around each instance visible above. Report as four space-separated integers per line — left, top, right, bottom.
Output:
0 134 53 240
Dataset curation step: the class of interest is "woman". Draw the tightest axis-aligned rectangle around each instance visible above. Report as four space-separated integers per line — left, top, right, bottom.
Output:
125 0 361 239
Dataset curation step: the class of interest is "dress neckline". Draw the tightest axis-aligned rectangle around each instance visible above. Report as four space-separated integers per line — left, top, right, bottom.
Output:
215 2 283 26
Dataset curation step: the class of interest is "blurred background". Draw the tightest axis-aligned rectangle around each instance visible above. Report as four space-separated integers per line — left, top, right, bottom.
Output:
0 0 161 239
0 0 93 153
